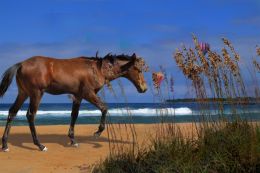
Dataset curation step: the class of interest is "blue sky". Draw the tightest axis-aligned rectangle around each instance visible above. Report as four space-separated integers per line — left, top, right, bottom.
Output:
0 0 260 103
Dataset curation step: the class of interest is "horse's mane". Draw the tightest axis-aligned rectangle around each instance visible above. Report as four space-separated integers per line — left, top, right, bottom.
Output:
81 53 133 70
81 53 132 61
103 53 132 61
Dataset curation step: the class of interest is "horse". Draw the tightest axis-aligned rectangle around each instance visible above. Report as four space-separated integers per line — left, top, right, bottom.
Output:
0 53 147 152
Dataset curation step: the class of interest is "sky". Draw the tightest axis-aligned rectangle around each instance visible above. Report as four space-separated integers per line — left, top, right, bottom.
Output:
0 0 260 103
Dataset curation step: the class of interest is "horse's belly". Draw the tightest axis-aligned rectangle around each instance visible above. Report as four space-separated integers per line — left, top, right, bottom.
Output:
45 82 75 95
45 88 67 95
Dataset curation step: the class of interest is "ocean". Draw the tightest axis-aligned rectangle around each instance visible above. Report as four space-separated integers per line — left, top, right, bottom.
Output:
0 102 260 126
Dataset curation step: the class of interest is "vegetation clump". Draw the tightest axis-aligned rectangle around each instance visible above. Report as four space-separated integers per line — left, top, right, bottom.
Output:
93 37 260 173
93 121 260 173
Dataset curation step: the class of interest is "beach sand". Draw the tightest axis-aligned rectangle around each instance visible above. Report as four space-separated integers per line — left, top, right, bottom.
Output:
0 123 195 173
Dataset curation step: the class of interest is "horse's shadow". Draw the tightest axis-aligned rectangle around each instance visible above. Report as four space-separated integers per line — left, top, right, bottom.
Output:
8 133 131 151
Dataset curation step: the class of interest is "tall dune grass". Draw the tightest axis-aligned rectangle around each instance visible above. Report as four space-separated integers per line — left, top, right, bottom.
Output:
92 37 260 173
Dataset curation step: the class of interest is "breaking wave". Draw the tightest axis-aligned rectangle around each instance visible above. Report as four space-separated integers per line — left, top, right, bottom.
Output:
0 107 192 117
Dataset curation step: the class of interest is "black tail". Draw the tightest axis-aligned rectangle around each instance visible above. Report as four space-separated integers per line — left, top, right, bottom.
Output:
0 63 22 97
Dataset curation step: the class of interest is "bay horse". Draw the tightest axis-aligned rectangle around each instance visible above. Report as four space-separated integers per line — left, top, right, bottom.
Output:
0 53 147 152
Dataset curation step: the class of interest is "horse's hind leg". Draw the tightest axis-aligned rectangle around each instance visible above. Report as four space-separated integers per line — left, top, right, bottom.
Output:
68 99 82 147
26 91 47 151
2 92 28 151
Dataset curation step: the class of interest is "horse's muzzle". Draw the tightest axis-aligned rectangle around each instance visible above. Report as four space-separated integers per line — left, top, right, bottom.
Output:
138 84 147 93
141 88 147 93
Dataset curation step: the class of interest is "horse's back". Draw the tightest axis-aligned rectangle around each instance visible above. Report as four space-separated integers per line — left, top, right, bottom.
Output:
16 56 93 95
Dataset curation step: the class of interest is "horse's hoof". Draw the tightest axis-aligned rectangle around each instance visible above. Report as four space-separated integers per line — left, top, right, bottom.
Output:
2 147 9 152
41 146 48 152
94 132 101 138
71 143 79 147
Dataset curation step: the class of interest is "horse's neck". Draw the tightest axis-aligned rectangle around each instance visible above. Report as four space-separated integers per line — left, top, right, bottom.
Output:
101 59 128 81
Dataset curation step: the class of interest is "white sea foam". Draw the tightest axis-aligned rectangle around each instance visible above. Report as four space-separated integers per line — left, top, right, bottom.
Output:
0 107 192 117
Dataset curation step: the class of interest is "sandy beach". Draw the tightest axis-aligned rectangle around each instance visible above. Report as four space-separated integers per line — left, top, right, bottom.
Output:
0 123 195 173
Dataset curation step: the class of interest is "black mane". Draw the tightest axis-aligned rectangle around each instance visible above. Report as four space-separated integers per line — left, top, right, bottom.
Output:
81 53 132 61
81 53 133 70
103 53 132 61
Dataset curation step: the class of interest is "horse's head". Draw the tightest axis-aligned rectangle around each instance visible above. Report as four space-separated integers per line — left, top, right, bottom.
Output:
121 53 148 93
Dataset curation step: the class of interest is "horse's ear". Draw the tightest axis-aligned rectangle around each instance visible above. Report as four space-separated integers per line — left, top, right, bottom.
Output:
103 53 114 64
131 53 137 63
132 53 137 59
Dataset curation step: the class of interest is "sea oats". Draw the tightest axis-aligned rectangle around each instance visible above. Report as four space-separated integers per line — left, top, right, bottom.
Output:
257 46 260 56
170 75 174 93
253 59 260 72
152 72 164 89
222 38 231 47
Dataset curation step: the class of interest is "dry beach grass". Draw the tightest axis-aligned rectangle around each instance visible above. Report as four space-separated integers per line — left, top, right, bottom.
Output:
93 37 260 173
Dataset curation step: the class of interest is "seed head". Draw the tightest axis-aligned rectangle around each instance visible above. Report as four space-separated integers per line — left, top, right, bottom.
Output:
152 72 164 89
257 46 260 56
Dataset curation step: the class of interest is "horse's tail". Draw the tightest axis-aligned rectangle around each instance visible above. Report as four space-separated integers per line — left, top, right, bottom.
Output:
0 63 22 97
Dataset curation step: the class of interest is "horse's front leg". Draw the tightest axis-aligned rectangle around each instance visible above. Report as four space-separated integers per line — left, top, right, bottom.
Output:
26 91 47 151
68 99 82 147
84 92 107 137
